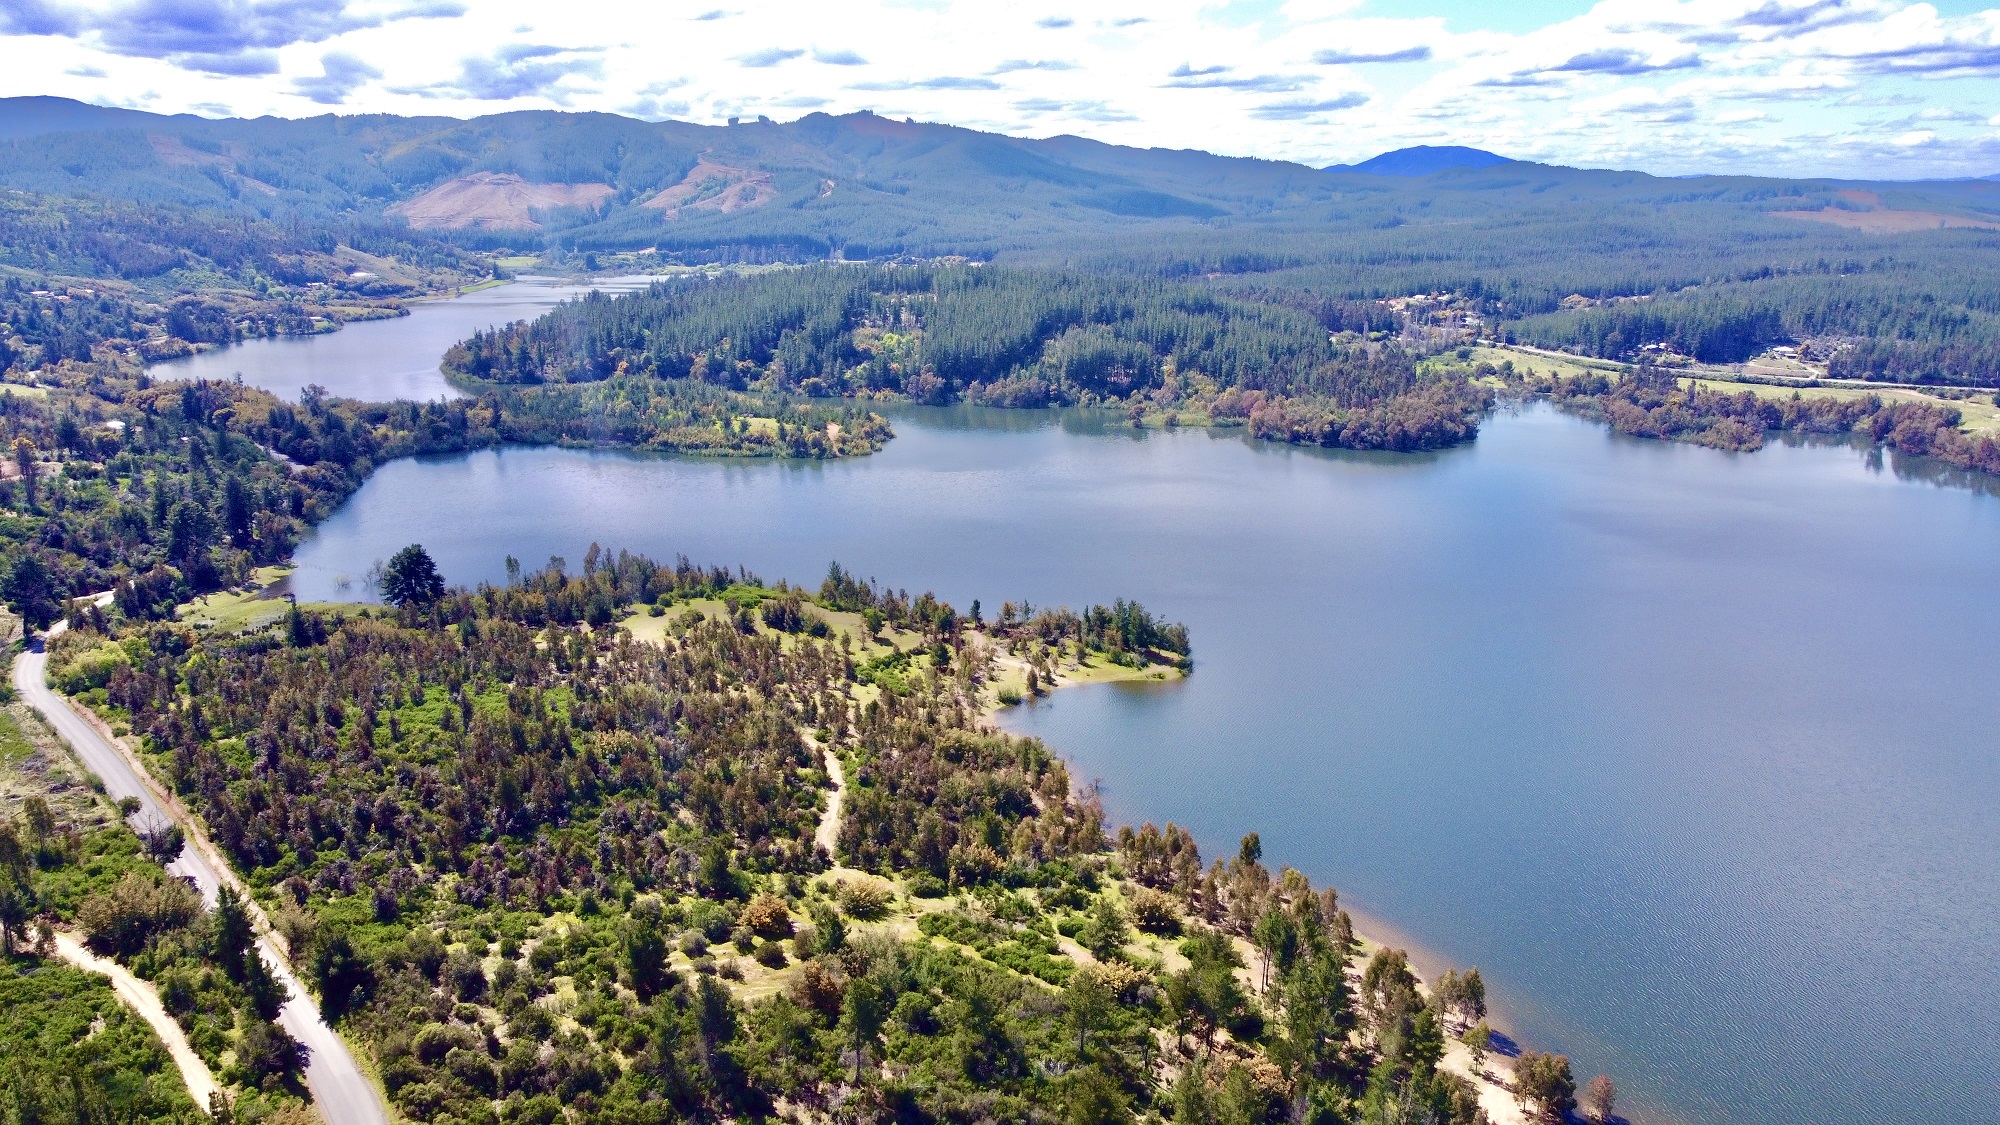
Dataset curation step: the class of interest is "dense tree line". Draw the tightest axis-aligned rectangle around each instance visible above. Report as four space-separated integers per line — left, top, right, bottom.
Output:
1237 380 1492 453
1505 267 2000 382
0 191 472 287
443 265 1486 452
444 266 1430 405
0 189 491 389
821 563 1191 664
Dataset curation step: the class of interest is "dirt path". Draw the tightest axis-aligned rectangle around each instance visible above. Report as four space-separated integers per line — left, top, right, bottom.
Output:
52 930 221 1111
814 742 845 855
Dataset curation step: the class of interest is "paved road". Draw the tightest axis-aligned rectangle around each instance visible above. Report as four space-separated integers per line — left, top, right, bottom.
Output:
15 624 388 1125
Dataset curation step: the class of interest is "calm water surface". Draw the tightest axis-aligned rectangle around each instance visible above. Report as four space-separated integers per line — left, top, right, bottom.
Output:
146 275 668 402
285 403 2000 1125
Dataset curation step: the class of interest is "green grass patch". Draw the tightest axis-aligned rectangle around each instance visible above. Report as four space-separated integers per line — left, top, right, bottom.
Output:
0 960 202 1123
0 707 33 767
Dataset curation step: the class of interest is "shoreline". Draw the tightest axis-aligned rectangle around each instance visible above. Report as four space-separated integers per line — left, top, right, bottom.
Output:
984 662 1538 1124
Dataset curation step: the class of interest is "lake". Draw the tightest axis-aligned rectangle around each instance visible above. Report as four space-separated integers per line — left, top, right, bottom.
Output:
145 274 669 403
263 291 2000 1125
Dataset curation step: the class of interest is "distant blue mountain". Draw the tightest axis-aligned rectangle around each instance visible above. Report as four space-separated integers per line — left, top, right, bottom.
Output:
0 96 185 141
1326 145 1511 177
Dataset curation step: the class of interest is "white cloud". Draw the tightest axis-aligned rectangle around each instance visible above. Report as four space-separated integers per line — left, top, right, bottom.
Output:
0 0 1996 176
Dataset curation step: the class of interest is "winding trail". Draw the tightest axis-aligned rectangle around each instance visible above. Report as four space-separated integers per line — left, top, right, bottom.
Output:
15 619 388 1125
51 929 221 1110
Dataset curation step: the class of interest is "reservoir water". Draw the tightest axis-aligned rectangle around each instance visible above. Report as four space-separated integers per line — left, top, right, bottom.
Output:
245 290 2000 1125
145 275 667 402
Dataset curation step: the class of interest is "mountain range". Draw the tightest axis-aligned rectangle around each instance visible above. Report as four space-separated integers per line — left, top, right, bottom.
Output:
3 95 1999 265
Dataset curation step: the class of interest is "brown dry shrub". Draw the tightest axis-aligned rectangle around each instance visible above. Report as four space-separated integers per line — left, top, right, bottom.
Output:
789 957 846 1015
740 893 792 938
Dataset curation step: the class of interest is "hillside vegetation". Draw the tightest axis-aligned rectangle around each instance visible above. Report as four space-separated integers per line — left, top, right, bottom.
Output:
0 703 309 1124
0 359 884 635
15 548 1536 1125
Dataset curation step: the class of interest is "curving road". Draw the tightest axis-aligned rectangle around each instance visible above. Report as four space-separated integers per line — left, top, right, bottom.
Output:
16 620 388 1125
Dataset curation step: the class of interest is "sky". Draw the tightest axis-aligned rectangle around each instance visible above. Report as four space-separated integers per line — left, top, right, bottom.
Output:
3 0 2000 177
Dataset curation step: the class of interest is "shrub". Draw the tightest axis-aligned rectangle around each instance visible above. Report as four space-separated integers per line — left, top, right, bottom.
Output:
753 941 788 968
46 631 130 694
759 593 807 633
412 1022 470 1065
1128 887 1180 935
1076 897 1130 960
835 878 891 919
445 949 487 1001
949 843 1004 887
233 1018 308 1085
739 893 792 939
395 1081 451 1120
789 958 845 1015
77 871 200 958
684 898 735 941
405 928 447 980
507 1002 556 1043
445 1046 497 1097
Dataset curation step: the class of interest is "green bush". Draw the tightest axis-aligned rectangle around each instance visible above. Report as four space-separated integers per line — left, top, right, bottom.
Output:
50 639 130 693
76 870 200 957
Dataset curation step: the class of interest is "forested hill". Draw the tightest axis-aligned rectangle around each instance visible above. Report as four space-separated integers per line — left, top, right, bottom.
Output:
6 97 2000 386
443 266 1489 451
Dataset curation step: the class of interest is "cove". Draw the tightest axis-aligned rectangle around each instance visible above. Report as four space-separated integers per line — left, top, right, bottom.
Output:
288 402 2000 1125
144 275 668 403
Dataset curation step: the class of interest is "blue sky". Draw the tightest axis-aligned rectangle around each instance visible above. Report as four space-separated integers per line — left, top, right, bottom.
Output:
3 0 1999 177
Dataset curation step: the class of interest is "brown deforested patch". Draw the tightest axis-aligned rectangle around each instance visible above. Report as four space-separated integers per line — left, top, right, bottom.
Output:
642 156 777 218
1771 207 2000 233
389 172 617 230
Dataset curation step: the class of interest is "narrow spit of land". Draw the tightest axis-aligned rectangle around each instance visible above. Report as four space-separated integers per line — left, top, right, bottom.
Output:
623 592 1531 1124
